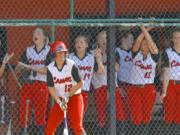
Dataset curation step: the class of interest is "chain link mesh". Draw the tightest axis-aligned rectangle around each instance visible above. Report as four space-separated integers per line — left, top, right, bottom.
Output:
0 0 180 135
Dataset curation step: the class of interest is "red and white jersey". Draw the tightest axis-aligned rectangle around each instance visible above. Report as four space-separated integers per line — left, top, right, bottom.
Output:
91 55 118 89
166 48 180 80
47 59 81 97
130 51 157 85
116 48 133 83
69 52 95 91
26 45 50 82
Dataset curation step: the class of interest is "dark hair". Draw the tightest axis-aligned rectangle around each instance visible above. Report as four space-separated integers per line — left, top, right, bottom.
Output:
77 34 90 44
173 28 180 34
74 34 91 53
116 29 133 47
34 26 50 44
119 30 133 40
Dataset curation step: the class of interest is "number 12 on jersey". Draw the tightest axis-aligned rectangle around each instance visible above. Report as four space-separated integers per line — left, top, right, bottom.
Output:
65 84 72 92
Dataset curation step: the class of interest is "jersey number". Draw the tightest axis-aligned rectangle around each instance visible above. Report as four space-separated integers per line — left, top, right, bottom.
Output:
83 73 90 80
144 72 152 78
65 84 72 92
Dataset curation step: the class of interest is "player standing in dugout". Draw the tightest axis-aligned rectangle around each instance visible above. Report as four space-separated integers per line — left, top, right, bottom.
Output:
91 31 125 134
128 26 159 135
115 30 134 134
69 34 104 115
45 41 87 135
16 26 52 134
160 29 180 135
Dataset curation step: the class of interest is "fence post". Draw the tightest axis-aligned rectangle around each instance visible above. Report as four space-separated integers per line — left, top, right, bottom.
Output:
50 25 55 108
107 0 116 135
70 0 74 19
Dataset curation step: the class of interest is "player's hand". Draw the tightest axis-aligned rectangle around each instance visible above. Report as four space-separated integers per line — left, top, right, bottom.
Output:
159 93 166 104
94 48 101 60
3 53 14 64
146 26 155 31
57 99 67 111
63 93 70 103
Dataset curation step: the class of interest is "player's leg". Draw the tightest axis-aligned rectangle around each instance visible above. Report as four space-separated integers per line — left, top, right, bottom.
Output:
93 86 107 134
45 102 64 135
19 83 32 131
115 87 125 121
45 92 51 122
120 83 132 134
115 87 126 135
142 85 156 124
121 83 131 121
172 85 180 135
93 86 107 127
141 85 156 135
33 82 49 133
163 82 176 123
81 90 89 113
161 81 177 135
174 85 180 124
128 85 143 135
127 85 143 125
69 93 86 135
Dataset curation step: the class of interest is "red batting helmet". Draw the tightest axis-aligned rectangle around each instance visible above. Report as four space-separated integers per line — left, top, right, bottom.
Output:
50 41 68 53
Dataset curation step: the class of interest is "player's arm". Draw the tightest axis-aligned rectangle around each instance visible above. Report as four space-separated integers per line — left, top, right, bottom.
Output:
115 51 120 72
133 27 154 53
115 62 120 72
160 68 170 99
0 53 13 77
132 31 145 53
17 52 52 75
17 62 47 75
140 26 158 54
68 64 84 97
0 63 6 78
15 49 30 76
94 48 104 74
159 51 169 103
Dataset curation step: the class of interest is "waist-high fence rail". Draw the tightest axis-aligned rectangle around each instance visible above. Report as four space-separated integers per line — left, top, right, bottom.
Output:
0 0 180 135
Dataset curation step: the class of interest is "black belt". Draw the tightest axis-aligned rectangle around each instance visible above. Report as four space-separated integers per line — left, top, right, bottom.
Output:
25 80 45 84
173 80 180 84
135 84 147 88
118 81 132 86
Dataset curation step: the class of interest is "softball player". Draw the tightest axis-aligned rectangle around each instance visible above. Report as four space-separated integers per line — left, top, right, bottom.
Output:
128 26 158 134
159 29 180 134
116 30 134 122
69 35 104 114
91 31 124 134
45 41 87 135
16 27 51 133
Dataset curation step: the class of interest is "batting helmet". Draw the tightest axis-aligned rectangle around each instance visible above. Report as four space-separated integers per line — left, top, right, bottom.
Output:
50 41 68 53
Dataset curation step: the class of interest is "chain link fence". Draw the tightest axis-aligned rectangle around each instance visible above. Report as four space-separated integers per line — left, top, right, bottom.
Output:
0 0 180 135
